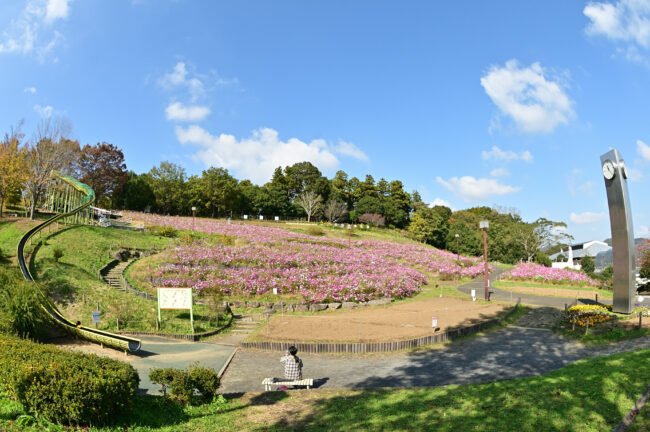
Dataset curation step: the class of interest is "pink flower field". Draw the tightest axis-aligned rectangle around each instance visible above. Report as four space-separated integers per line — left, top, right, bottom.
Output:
502 262 599 286
126 212 489 302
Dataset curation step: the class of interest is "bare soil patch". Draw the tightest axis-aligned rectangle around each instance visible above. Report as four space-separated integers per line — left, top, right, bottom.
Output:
501 285 604 300
261 297 508 343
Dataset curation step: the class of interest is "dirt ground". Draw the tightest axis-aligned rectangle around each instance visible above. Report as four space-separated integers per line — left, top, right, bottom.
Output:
500 285 606 301
261 297 508 343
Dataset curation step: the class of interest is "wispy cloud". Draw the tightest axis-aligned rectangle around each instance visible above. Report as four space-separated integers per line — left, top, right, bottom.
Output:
436 176 522 202
165 101 210 122
333 140 368 161
0 0 71 59
480 59 574 133
33 104 53 118
24 87 37 94
638 139 650 160
490 168 510 177
584 0 650 64
482 146 533 162
570 211 607 224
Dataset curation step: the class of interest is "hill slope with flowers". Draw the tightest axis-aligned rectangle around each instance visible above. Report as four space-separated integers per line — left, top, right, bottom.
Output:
125 212 489 303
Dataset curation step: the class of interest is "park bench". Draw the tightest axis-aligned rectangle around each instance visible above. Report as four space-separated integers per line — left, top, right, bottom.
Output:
262 377 313 391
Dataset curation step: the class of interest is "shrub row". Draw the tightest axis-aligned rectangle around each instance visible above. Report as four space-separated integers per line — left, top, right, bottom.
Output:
149 363 220 405
0 334 139 425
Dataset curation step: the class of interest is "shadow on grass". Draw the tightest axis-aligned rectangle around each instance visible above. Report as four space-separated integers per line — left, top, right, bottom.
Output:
260 349 650 431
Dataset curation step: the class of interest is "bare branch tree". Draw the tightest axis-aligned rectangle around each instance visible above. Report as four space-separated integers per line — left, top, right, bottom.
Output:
24 118 80 219
324 199 347 222
295 190 322 222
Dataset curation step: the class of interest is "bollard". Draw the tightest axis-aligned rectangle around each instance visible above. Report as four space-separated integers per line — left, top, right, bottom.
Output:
572 317 576 331
596 294 598 304
116 318 119 331
564 303 568 313
585 318 589 335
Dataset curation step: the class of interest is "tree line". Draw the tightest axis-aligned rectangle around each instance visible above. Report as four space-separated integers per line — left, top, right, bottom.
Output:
0 119 573 263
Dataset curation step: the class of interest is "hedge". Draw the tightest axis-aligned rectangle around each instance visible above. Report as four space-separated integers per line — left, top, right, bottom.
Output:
0 334 139 425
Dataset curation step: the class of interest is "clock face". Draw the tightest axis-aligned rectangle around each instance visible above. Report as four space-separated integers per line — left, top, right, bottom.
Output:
602 160 616 180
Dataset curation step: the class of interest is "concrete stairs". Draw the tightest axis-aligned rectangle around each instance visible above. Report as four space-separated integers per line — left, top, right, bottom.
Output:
102 261 130 292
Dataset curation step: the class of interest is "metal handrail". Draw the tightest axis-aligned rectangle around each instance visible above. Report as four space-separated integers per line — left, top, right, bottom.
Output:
16 171 141 353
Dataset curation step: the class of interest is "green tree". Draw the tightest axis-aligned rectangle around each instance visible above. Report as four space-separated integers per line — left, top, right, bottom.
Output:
148 161 186 214
534 251 552 267
201 167 239 217
119 172 156 211
356 195 383 215
581 255 595 276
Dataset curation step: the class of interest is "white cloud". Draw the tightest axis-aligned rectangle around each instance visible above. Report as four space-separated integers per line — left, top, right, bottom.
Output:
45 0 72 23
490 168 510 177
569 180 596 197
0 0 68 59
637 225 650 237
176 126 346 184
165 102 210 122
159 62 205 102
584 0 650 48
429 198 454 210
569 211 607 224
638 139 650 160
435 176 522 202
628 166 644 181
333 140 368 161
482 146 533 162
24 87 37 94
480 59 574 133
33 104 53 118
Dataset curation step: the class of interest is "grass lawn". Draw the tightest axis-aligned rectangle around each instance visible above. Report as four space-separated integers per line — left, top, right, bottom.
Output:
1 348 648 431
494 280 613 298
0 219 229 335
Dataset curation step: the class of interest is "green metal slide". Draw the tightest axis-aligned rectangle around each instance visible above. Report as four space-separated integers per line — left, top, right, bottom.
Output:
17 171 141 353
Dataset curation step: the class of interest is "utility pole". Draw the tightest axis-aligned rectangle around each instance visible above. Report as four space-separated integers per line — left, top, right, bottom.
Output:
480 221 489 301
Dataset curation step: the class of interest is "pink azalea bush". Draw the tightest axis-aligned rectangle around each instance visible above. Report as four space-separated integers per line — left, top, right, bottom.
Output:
126 212 490 302
503 262 599 286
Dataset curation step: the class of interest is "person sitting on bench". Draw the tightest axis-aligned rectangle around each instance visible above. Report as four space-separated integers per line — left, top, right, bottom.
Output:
280 346 303 384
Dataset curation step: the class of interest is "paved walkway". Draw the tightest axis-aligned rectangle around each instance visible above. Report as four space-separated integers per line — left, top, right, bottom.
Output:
219 327 650 393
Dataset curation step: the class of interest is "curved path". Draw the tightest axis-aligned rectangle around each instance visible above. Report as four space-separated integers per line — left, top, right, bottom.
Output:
219 327 650 394
219 269 649 394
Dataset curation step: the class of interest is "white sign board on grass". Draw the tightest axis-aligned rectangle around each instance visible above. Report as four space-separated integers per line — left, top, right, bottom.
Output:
157 287 194 332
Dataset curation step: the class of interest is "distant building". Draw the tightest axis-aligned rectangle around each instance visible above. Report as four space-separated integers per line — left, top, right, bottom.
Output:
549 240 611 270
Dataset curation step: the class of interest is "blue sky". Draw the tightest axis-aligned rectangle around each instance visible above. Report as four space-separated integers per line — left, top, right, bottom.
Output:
1 0 650 243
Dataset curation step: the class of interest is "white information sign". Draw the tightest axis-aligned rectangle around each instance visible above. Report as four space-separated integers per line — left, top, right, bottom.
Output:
158 288 193 309
157 287 194 332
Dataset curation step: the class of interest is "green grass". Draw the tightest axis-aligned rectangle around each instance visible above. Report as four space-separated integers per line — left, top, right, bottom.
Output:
494 280 613 298
0 219 229 335
1 348 648 431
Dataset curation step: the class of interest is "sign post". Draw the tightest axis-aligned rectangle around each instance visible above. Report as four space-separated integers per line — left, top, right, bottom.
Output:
157 287 194 332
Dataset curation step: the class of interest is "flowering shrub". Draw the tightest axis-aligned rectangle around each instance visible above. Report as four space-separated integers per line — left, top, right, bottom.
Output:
126 212 490 302
566 304 614 328
568 304 612 313
503 263 599 286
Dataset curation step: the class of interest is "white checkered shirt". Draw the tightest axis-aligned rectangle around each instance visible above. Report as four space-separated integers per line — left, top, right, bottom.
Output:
280 354 303 380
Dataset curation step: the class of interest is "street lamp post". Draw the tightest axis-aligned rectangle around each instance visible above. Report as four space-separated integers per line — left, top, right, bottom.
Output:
479 220 489 301
191 206 196 233
455 233 460 264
